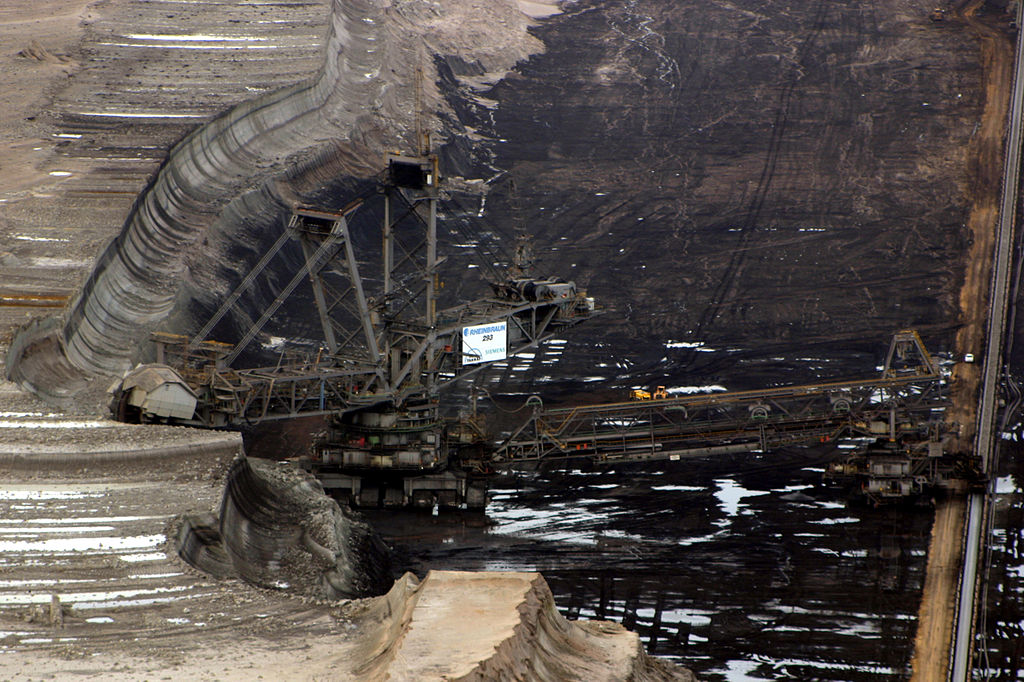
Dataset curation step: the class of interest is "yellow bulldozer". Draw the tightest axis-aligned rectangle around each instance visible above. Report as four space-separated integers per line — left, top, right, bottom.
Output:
630 386 668 401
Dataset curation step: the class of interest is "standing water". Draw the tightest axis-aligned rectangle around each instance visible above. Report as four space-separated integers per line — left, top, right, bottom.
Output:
366 451 933 680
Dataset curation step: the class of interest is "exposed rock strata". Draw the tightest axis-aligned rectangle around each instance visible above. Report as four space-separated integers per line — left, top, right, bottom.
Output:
177 456 393 600
6 0 541 400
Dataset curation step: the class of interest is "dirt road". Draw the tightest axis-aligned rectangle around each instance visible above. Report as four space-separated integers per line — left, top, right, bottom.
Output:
911 2 1015 678
911 496 968 679
947 0 1015 449
0 1 91 196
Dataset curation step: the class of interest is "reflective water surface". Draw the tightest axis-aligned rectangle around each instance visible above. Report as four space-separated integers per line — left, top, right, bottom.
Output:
977 442 1024 680
366 451 933 680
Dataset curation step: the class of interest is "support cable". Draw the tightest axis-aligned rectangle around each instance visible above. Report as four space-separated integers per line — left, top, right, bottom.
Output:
225 231 345 366
189 228 293 348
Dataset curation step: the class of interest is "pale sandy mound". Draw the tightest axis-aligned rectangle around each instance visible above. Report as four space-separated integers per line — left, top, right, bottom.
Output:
349 570 697 681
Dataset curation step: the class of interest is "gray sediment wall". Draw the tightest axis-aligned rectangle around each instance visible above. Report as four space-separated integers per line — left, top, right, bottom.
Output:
6 0 538 401
7 0 396 399
0 433 243 471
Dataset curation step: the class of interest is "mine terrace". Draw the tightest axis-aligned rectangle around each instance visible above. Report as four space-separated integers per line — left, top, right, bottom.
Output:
0 0 1023 680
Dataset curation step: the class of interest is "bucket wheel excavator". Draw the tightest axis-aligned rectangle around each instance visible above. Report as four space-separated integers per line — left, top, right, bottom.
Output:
109 154 597 508
111 156 972 508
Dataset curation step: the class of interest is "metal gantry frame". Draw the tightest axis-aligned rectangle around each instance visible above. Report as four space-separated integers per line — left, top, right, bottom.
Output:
496 331 949 466
150 153 596 428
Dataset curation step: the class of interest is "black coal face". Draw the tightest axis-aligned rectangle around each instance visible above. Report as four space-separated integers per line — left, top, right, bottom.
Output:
464 0 978 396
353 1 1002 678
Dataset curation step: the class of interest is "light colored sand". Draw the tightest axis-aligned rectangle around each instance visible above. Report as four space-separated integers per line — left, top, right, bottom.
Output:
517 0 563 18
0 1 94 199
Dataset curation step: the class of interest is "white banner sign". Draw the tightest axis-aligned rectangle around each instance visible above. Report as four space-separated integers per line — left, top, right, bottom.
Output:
461 321 507 365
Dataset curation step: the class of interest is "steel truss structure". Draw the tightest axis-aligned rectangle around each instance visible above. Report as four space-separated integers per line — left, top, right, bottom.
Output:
496 331 963 499
144 155 594 430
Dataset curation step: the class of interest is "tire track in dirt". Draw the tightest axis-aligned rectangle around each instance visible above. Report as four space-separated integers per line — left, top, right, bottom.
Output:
682 2 831 363
947 0 1014 452
912 2 1014 678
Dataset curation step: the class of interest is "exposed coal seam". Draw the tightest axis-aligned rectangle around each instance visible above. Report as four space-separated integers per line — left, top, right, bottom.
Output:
678 2 830 370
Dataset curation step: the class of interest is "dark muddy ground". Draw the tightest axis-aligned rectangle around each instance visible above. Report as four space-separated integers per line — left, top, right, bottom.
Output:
354 6 1010 675
463 0 987 392
365 451 934 680
977 442 1024 679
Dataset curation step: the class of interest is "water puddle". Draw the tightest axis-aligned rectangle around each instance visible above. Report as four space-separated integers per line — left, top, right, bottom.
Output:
666 385 728 394
0 585 190 607
0 489 103 501
73 111 207 120
713 478 770 518
123 33 270 42
12 235 70 243
2 515 167 525
74 592 216 611
0 525 116 535
99 41 286 51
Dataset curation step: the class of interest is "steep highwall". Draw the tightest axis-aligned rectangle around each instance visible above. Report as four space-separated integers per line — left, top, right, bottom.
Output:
5 0 542 401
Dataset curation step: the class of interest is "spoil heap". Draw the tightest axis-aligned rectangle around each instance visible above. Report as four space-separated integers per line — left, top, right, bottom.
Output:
351 570 696 681
178 456 393 600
